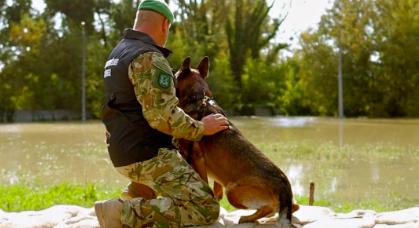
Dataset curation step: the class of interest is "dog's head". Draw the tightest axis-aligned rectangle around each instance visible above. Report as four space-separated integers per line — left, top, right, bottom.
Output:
174 57 213 110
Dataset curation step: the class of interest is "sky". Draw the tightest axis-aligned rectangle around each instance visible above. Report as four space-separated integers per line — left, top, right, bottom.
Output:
31 0 334 51
269 0 333 48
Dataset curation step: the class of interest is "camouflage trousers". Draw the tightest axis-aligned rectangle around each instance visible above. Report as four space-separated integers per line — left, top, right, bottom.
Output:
116 148 220 227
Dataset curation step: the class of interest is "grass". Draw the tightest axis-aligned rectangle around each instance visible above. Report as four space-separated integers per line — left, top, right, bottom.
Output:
0 183 120 212
0 183 408 213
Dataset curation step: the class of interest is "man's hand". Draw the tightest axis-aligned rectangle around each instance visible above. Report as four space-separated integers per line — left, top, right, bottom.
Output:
201 114 229 136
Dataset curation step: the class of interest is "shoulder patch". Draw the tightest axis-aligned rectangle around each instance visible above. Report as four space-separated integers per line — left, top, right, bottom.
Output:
158 72 172 89
151 53 173 75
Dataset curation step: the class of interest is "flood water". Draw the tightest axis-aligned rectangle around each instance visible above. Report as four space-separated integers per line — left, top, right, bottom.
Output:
1 117 418 210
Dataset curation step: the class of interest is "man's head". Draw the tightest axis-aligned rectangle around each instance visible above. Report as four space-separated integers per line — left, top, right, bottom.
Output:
134 0 174 47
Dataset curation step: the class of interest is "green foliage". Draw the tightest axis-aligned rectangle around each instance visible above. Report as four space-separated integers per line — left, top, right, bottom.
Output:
0 0 113 120
173 0 228 62
0 183 120 212
225 0 285 92
85 33 109 118
0 0 418 121
275 58 312 115
206 51 235 109
109 0 139 38
166 29 204 70
294 0 419 117
294 31 339 116
371 0 419 116
238 58 283 114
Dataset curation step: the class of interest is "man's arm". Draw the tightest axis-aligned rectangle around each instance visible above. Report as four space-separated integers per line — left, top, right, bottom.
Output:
128 52 205 141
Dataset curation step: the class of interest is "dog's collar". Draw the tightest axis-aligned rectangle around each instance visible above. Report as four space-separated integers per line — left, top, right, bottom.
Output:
182 95 216 120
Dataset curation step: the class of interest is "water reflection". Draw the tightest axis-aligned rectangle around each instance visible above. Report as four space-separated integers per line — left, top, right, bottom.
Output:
329 177 338 194
338 119 344 146
371 160 380 184
286 164 304 196
270 117 315 128
6 170 19 185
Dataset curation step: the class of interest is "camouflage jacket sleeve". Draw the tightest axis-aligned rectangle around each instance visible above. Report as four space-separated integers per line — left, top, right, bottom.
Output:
128 52 204 141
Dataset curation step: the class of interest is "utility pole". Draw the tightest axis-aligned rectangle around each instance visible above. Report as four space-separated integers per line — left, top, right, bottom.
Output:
81 21 86 121
338 48 344 119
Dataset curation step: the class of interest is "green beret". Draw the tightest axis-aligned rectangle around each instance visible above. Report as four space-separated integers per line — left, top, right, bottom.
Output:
138 0 174 24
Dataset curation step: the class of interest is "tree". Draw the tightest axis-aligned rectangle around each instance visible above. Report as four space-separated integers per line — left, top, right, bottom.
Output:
225 0 286 113
0 1 37 121
109 0 140 37
295 31 339 115
173 0 228 61
295 0 419 117
371 0 419 116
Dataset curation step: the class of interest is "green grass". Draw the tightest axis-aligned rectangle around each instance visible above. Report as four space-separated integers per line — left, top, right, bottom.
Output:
0 183 120 212
0 183 408 213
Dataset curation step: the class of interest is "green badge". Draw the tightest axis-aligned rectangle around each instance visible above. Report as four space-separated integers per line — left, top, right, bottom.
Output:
158 73 172 89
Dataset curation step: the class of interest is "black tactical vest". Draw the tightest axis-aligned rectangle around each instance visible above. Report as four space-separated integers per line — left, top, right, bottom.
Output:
102 29 173 167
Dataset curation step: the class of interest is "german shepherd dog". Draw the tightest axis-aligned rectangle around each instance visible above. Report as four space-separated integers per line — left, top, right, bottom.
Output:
175 57 298 226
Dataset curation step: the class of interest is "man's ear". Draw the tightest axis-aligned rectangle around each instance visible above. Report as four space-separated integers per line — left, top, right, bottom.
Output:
162 18 169 33
181 57 191 71
197 56 209 79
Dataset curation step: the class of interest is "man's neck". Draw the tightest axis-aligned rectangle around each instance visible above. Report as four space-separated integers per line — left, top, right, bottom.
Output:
134 27 163 47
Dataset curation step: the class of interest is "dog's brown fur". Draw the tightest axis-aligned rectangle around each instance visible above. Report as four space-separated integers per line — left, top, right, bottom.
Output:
175 57 298 225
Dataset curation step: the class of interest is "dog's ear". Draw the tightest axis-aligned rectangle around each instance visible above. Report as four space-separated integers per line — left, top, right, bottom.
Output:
181 57 191 71
176 57 191 80
197 56 209 79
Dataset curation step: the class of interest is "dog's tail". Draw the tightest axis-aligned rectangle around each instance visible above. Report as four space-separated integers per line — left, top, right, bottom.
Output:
277 177 293 227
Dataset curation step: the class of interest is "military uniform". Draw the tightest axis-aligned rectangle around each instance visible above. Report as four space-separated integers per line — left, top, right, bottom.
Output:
101 28 219 227
128 52 204 141
117 148 219 227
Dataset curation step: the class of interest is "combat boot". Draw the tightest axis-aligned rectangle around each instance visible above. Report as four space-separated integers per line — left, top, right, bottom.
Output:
94 198 123 228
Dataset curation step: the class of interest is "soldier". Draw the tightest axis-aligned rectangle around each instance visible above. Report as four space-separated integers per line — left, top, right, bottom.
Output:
95 0 229 227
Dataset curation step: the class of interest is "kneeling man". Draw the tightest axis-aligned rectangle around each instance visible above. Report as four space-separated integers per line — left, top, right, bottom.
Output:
96 0 229 227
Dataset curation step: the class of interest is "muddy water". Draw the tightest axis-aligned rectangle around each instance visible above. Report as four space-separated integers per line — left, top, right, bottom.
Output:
1 118 418 209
